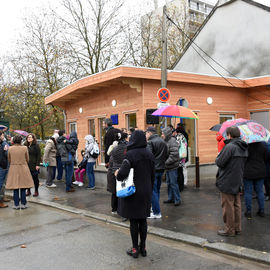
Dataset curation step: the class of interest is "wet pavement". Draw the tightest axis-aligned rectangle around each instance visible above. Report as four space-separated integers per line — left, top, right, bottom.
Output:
6 178 270 253
2 204 269 270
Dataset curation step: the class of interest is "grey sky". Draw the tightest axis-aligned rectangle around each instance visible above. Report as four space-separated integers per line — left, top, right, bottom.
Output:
0 0 268 56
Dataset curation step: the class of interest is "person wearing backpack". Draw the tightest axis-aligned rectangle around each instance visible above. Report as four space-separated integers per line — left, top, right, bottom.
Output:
0 131 9 208
57 130 78 192
85 135 99 190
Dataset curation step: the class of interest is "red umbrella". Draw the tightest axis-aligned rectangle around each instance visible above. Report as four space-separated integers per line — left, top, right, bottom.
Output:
152 105 199 119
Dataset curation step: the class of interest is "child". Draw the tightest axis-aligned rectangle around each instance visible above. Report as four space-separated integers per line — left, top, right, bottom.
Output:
73 150 87 187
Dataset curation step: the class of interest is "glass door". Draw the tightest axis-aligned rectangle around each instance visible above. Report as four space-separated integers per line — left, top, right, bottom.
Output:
126 113 137 130
98 118 105 164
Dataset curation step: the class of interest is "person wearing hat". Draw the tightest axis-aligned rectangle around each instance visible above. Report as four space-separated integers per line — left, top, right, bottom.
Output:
146 126 168 218
162 127 181 206
43 133 59 188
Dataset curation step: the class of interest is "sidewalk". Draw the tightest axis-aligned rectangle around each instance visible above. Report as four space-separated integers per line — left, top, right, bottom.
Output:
6 178 270 263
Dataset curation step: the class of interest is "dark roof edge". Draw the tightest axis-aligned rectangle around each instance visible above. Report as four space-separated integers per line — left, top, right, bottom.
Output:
172 0 270 70
242 0 270 12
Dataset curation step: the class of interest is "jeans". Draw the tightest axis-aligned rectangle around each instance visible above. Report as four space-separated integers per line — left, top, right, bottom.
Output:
52 156 63 180
13 189 26 206
244 178 264 211
166 168 180 203
63 161 74 191
86 162 96 188
0 167 8 201
151 171 163 215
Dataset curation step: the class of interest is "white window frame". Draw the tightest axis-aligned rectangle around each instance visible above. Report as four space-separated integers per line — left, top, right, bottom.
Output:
219 114 235 124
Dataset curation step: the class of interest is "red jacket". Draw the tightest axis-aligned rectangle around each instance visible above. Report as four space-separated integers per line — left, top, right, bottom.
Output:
216 132 225 153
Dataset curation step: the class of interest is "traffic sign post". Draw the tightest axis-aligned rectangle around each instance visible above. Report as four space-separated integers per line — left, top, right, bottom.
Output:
157 102 170 109
157 88 171 103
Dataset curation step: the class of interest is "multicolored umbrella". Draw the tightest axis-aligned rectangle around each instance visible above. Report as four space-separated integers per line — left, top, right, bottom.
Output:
13 130 29 137
152 105 199 120
210 124 221 132
0 124 8 130
220 118 270 144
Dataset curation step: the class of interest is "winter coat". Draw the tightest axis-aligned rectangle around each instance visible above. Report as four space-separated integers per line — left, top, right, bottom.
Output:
216 132 225 153
107 141 118 156
107 157 115 194
111 141 127 172
216 138 248 195
162 127 180 170
43 139 57 167
26 143 41 171
117 130 155 219
57 135 76 163
85 135 97 163
6 145 34 189
0 140 8 169
147 133 168 172
66 131 79 156
176 128 189 163
243 142 268 180
104 127 121 164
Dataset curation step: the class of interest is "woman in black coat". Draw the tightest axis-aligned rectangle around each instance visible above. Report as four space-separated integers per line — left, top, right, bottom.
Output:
25 134 41 197
243 142 268 218
115 130 155 258
108 132 128 213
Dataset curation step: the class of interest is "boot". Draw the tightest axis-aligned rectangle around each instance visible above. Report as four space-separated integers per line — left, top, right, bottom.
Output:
26 189 31 196
0 201 8 208
139 243 147 257
33 191 39 197
257 209 265 217
126 247 139 258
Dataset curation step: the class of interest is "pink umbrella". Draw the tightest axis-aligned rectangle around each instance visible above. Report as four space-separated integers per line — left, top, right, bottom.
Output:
14 130 29 137
152 105 199 119
219 118 247 135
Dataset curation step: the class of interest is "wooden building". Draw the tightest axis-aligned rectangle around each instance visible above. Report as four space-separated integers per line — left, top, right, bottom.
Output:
45 66 270 166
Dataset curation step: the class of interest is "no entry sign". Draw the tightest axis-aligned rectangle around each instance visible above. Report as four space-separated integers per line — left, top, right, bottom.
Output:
157 88 171 102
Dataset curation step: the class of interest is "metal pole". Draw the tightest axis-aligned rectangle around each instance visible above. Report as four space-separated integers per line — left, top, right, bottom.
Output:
195 156 200 188
161 5 167 89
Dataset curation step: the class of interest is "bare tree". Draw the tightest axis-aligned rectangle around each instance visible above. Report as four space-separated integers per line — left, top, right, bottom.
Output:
130 0 191 69
57 0 132 75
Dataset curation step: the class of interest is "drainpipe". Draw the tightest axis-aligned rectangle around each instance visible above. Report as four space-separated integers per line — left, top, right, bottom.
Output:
63 110 67 131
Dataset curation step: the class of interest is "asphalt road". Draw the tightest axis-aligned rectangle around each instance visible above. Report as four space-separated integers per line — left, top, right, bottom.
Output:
0 203 269 270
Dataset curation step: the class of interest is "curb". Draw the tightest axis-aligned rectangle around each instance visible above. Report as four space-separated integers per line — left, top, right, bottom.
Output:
6 193 270 265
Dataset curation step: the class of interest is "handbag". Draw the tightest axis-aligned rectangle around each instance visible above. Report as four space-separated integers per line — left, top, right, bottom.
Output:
116 165 136 198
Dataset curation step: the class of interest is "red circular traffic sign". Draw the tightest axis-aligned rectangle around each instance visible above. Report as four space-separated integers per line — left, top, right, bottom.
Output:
157 88 170 102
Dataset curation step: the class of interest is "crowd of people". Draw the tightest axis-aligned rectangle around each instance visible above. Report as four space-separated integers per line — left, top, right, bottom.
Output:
1 118 270 258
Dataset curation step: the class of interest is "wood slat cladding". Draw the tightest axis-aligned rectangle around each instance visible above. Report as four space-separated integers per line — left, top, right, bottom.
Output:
45 66 270 165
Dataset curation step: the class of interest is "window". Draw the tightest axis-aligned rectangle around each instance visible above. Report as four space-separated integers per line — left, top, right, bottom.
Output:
126 113 137 130
219 114 235 124
197 2 200 10
88 119 95 138
69 122 77 133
